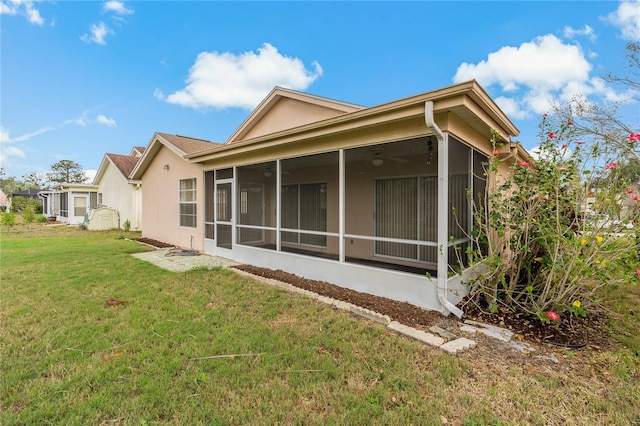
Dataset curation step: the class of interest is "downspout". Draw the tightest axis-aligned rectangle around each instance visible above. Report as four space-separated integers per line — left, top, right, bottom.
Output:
425 101 464 318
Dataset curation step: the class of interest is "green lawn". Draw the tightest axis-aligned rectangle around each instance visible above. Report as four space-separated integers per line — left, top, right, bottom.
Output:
1 227 639 425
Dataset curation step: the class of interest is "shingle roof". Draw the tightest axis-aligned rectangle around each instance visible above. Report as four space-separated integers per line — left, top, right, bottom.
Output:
156 133 218 155
106 153 140 179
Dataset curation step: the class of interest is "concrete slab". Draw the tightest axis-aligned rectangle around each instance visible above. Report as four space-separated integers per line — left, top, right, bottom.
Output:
132 249 238 272
440 338 477 355
387 321 445 347
464 319 513 343
429 325 458 341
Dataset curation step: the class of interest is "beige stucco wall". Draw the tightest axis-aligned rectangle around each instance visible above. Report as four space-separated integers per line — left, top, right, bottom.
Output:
141 146 204 251
241 97 350 141
97 163 141 230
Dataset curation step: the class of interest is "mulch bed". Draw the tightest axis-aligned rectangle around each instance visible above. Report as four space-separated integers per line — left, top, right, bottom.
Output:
131 236 613 349
233 264 443 329
233 264 612 349
135 237 175 248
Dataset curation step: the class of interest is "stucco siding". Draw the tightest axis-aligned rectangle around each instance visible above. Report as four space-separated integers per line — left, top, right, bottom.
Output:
241 97 352 141
141 146 204 251
97 163 141 229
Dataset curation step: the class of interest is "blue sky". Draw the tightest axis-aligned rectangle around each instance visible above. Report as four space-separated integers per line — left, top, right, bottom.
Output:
1 0 639 182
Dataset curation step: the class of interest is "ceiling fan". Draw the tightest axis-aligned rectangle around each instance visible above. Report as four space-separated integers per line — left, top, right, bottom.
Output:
371 148 408 166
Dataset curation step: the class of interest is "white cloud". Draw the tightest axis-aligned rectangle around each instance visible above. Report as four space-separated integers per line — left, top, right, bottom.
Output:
0 0 43 25
453 34 624 118
158 43 323 110
603 0 640 41
0 125 56 143
96 115 117 126
84 169 97 182
563 25 596 42
81 21 114 45
0 126 11 143
0 145 26 166
102 1 134 15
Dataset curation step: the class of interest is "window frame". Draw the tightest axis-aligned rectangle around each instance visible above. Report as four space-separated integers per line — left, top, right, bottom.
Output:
179 178 197 228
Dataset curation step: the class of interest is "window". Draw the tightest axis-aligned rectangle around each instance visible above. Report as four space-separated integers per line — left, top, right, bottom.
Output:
281 183 327 247
74 197 87 217
179 178 197 228
97 193 103 206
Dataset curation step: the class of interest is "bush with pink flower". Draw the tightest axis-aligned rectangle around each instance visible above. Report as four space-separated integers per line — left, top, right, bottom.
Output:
462 117 639 323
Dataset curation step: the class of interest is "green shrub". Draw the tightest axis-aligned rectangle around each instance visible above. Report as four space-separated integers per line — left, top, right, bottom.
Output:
1 211 16 228
464 119 639 320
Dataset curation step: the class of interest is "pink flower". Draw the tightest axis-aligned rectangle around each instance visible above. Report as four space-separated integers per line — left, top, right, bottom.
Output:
567 120 573 125
634 196 640 201
575 141 585 145
637 270 640 277
589 190 595 195
627 189 634 194
630 133 640 141
546 311 560 322
493 149 500 155
548 132 556 139
605 163 618 170
519 161 530 167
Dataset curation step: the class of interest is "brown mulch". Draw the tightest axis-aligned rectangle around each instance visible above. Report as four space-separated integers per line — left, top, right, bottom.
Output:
135 237 175 248
233 264 613 350
233 264 443 329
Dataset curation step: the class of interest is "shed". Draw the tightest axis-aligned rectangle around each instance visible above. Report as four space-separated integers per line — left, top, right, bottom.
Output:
87 207 120 230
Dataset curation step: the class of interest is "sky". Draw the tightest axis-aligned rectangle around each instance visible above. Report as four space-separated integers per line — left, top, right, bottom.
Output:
1 0 639 183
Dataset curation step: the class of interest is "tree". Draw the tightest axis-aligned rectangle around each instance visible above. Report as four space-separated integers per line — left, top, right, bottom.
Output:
551 42 639 161
11 196 42 214
22 172 45 189
0 168 27 194
46 160 87 184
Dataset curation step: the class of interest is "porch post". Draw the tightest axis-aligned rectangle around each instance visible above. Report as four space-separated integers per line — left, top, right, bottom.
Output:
437 132 449 295
276 159 281 252
339 149 345 263
426 100 463 317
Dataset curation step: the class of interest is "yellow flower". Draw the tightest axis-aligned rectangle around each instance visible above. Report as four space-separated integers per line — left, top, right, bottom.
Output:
596 235 604 243
595 259 601 264
580 239 587 245
572 300 581 308
534 257 543 262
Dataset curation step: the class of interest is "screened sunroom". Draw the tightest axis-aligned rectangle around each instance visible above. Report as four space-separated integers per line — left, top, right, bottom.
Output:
191 82 519 314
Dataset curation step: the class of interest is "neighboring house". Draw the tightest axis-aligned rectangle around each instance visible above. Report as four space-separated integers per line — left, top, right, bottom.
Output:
10 188 41 200
130 133 220 249
39 183 98 225
132 81 524 315
92 147 144 230
0 188 8 211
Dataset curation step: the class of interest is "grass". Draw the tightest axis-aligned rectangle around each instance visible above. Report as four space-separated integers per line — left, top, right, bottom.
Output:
1 226 640 425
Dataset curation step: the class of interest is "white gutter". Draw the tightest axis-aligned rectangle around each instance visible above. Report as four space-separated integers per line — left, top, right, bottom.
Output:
425 101 464 318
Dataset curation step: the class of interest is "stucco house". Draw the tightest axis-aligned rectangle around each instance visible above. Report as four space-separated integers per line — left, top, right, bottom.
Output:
132 81 523 315
92 147 145 230
39 183 99 225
